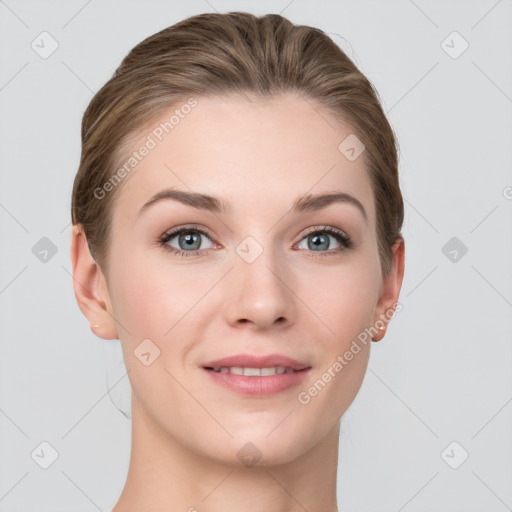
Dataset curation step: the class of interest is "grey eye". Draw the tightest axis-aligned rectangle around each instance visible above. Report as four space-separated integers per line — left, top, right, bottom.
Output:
167 230 214 251
297 232 341 252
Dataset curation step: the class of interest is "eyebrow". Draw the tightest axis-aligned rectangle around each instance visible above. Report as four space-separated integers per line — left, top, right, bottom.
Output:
138 187 367 222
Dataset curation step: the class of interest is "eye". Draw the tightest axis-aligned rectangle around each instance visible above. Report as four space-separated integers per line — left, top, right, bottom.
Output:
158 224 354 258
295 226 354 257
158 225 216 257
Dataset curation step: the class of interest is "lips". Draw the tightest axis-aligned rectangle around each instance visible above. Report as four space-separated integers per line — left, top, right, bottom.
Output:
202 354 310 372
202 354 311 398
202 353 311 397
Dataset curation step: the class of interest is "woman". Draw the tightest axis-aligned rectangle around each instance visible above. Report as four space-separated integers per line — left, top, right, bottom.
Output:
70 11 405 511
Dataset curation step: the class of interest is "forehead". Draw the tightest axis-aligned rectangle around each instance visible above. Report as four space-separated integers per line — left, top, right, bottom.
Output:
111 91 375 226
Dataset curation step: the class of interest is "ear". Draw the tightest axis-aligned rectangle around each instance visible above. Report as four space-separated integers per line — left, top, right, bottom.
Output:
372 236 405 342
70 224 119 340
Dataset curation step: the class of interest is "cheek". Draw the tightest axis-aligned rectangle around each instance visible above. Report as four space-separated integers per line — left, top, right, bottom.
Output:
108 259 199 402
310 262 380 344
296 265 376 424
109 253 213 344
311 255 379 401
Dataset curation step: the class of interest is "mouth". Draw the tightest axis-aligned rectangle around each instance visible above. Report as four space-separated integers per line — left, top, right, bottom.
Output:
201 354 311 397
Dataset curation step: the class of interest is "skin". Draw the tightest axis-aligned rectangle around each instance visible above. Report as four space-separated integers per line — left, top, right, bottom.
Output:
71 91 405 512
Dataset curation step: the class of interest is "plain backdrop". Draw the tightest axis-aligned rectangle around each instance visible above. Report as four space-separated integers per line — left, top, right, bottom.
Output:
1 0 511 511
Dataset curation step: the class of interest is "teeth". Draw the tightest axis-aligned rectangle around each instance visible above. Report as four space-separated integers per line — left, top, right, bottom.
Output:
244 367 261 377
210 366 294 376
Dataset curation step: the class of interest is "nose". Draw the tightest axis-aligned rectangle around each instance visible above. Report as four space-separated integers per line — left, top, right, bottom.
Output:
223 244 297 331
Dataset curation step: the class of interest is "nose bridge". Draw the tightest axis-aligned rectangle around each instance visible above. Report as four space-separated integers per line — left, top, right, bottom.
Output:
224 232 296 328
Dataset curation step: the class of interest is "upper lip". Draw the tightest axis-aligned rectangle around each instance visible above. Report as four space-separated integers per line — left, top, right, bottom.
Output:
202 354 310 371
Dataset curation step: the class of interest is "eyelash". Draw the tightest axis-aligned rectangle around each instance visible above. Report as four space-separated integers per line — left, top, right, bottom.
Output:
157 224 354 258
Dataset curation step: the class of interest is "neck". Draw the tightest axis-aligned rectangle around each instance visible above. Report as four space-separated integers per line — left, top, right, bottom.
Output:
112 396 340 512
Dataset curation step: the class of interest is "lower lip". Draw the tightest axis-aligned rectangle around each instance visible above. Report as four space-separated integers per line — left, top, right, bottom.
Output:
202 368 311 397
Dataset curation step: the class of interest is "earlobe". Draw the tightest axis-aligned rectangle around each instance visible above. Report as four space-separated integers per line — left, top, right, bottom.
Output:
372 237 405 342
70 224 119 340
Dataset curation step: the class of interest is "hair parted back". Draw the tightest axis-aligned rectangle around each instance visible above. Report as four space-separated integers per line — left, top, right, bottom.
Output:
71 11 403 278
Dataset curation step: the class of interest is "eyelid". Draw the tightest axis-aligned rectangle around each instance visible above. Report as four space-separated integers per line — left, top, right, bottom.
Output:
298 225 351 242
160 223 216 241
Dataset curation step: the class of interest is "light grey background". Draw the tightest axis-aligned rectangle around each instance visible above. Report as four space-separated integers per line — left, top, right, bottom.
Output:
1 0 511 510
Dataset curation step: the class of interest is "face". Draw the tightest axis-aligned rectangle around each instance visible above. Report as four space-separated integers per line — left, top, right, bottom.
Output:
100 92 392 466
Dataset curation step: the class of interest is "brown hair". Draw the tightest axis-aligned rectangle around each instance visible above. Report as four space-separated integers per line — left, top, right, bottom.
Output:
71 11 403 278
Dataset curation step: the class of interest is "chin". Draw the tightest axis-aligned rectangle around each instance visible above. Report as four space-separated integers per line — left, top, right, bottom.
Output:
219 428 312 468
